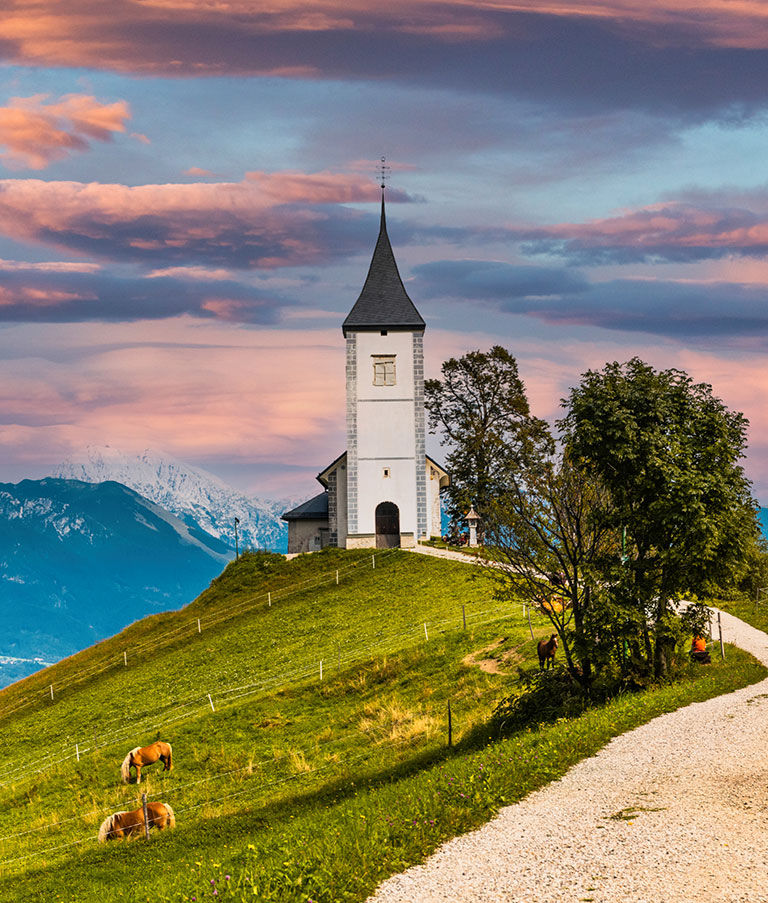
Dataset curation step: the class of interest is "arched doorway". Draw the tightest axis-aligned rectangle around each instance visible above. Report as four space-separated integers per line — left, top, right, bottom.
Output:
375 501 400 548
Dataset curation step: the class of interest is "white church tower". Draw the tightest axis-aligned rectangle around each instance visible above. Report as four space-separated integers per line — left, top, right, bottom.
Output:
342 194 428 548
282 191 448 553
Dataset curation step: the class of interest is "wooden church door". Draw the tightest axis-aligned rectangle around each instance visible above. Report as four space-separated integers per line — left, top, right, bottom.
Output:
375 502 400 548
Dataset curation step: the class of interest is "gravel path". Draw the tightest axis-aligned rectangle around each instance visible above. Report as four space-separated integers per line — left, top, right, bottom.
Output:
368 608 768 903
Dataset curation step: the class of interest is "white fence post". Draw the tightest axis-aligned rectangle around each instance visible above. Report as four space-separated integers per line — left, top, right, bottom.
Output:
207 693 215 712
197 618 201 634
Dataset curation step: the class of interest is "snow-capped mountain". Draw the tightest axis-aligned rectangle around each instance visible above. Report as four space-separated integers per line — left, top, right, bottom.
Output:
0 477 230 687
54 446 290 553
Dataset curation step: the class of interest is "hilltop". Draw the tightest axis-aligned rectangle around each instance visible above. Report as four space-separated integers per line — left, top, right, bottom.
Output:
0 548 763 903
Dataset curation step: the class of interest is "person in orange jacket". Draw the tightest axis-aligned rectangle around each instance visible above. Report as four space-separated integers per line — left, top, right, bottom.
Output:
690 634 711 664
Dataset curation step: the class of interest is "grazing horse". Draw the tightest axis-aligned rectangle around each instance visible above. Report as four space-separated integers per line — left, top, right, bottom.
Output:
98 801 175 842
121 741 173 784
537 634 558 670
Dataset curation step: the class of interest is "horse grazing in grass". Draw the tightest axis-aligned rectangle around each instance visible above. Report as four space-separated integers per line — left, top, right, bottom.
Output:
121 741 173 784
537 634 558 670
98 801 175 842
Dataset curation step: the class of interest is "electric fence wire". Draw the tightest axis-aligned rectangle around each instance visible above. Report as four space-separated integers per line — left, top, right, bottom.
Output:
0 548 402 723
0 598 529 788
0 742 374 868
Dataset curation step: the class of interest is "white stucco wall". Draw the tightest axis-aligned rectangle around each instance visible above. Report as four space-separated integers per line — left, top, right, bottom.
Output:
427 463 443 538
349 330 420 541
356 331 415 399
356 459 418 535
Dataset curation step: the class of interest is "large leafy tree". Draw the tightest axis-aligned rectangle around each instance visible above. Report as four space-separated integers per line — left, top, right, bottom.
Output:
485 453 617 693
424 346 551 525
559 357 760 677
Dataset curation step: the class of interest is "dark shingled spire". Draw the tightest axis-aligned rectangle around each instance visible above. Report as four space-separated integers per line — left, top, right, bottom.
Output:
342 193 425 336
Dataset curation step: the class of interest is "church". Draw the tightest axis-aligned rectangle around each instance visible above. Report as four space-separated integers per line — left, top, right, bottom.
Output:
282 193 449 552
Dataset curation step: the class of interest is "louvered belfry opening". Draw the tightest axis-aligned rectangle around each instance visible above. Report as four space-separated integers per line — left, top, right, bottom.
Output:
375 501 400 548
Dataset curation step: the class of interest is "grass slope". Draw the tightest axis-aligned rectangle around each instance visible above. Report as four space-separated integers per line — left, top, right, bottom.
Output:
0 549 764 903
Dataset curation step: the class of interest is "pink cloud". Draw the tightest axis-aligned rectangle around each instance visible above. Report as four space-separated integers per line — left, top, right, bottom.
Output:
0 94 130 170
516 199 768 262
0 319 346 493
2 0 768 81
1 318 766 502
0 170 408 266
0 258 100 273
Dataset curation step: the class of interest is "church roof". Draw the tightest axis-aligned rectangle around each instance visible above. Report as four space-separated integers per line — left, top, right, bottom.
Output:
281 491 329 521
342 195 425 337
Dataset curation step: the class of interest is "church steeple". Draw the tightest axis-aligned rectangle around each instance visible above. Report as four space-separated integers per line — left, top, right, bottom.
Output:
342 190 425 337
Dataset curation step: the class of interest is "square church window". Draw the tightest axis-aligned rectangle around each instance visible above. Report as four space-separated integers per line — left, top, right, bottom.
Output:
372 355 396 386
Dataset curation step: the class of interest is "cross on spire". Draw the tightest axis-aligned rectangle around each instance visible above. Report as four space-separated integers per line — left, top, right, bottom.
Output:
377 156 390 191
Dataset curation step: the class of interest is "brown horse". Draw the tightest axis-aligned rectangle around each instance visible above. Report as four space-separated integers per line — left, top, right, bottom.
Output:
537 634 558 670
121 741 173 784
98 801 175 842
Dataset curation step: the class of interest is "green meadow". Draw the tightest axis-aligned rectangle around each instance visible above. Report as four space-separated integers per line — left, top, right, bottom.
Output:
0 549 763 903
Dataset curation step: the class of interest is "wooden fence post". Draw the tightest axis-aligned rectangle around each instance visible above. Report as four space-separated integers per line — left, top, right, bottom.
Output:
142 792 150 841
123 650 128 666
447 700 452 748
336 569 339 585
372 555 376 569
49 684 54 701
718 611 725 660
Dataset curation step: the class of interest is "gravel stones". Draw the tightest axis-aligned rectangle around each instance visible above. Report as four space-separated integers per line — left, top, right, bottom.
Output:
368 609 768 903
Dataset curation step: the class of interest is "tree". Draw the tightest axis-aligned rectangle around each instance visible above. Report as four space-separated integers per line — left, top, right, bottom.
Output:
558 357 760 677
485 453 617 694
424 346 551 526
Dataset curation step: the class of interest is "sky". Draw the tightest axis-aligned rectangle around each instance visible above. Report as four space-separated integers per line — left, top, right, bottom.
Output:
1 0 767 504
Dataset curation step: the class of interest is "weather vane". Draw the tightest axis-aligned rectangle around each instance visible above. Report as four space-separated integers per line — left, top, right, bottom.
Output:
377 156 390 190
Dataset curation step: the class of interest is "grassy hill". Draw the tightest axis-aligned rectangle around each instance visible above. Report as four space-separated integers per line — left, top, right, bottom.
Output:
0 548 764 903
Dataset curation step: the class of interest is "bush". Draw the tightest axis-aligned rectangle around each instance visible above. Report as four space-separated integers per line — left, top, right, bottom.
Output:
492 666 589 732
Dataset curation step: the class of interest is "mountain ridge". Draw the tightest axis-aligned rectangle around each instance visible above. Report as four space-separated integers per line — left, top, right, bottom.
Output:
0 476 228 686
54 445 291 552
